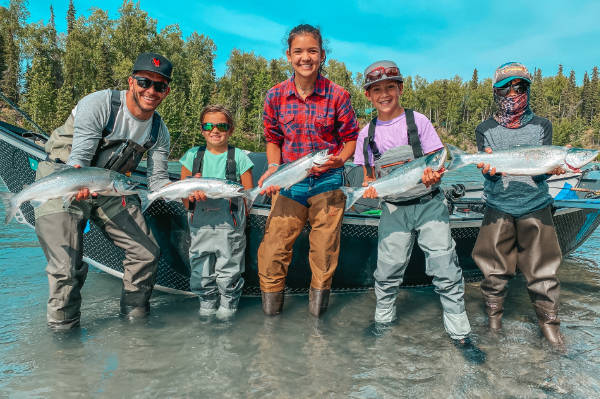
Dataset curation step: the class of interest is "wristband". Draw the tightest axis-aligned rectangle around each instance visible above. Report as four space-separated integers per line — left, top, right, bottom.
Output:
268 163 279 168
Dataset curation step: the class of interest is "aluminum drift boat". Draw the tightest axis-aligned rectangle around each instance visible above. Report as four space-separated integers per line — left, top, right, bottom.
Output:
1 118 600 295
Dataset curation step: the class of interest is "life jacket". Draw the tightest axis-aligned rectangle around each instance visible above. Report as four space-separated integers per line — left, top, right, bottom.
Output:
362 108 438 202
45 89 161 175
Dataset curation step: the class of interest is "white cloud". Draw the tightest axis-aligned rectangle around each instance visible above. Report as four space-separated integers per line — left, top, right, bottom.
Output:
196 5 287 44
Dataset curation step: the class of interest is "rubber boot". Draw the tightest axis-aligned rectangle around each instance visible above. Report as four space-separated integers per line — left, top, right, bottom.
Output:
308 288 330 317
485 298 504 331
120 290 150 319
262 291 284 316
534 305 565 350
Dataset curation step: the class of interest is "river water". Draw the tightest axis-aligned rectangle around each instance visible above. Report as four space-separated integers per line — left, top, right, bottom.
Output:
1 170 600 398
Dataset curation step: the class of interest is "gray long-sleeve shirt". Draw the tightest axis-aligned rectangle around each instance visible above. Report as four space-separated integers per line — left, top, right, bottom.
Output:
67 89 170 191
475 115 553 217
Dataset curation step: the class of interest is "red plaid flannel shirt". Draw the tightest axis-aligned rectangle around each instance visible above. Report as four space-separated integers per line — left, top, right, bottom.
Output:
263 74 359 163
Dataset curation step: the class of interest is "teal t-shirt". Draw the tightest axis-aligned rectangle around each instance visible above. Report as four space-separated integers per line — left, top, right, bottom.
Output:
179 146 254 181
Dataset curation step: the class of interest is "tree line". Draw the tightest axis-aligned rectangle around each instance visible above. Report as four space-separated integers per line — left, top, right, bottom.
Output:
1 0 599 158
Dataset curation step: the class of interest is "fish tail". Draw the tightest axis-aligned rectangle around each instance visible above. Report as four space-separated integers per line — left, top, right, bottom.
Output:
446 144 469 171
138 190 156 213
340 186 367 211
244 187 260 209
0 192 16 224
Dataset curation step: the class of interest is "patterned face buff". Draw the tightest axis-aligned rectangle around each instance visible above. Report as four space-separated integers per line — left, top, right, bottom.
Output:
493 88 534 129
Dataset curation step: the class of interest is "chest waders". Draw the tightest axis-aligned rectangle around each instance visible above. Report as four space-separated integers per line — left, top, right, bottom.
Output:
35 90 163 328
366 109 471 340
188 145 246 316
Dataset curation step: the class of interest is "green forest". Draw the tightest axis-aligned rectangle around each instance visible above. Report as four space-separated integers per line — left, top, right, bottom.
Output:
1 0 600 158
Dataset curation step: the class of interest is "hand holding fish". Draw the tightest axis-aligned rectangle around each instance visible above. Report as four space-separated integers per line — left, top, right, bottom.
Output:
362 186 378 199
73 164 98 201
422 167 445 187
187 173 208 201
310 155 344 175
476 148 500 176
188 190 207 202
258 165 281 196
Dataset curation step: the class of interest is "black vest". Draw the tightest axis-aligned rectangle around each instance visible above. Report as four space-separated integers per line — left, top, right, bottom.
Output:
90 89 161 174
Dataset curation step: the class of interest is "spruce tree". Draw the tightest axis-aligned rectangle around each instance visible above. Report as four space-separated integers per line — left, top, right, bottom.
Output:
66 0 75 35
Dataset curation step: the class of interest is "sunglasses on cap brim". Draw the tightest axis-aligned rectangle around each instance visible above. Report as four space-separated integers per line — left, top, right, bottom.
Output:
365 66 401 83
132 76 169 93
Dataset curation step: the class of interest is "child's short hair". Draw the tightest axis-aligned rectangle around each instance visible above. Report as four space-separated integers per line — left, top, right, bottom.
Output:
200 105 235 132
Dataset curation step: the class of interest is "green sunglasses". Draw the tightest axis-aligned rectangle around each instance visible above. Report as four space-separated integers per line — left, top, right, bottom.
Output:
201 122 231 132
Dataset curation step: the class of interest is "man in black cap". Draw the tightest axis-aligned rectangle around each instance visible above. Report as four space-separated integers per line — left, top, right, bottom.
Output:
34 52 173 330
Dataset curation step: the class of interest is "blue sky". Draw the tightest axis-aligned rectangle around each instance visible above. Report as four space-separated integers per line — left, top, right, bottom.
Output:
19 0 600 83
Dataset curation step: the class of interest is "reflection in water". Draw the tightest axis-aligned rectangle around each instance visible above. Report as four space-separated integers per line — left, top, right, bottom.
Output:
2 192 600 396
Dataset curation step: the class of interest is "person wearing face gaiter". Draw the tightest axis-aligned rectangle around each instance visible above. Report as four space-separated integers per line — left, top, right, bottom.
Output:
472 62 566 350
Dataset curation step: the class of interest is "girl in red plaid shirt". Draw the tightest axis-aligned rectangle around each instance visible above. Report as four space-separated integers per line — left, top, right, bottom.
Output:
256 24 359 317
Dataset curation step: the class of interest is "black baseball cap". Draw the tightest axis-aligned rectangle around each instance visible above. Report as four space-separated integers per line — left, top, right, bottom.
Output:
132 52 173 82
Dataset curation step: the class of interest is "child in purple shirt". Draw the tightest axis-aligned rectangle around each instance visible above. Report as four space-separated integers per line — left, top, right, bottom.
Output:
353 60 484 364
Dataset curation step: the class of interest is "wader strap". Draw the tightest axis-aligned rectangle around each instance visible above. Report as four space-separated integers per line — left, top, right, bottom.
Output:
102 89 121 137
225 145 237 182
192 146 206 176
405 108 424 158
144 112 161 150
364 117 380 178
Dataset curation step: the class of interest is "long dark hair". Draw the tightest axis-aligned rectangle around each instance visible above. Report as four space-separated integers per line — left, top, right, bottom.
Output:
287 24 326 68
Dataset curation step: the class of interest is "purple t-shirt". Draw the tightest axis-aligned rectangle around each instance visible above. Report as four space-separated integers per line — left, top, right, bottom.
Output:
353 110 443 165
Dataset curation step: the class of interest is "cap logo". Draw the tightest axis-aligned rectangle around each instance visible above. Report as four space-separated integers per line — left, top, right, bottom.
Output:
152 58 160 67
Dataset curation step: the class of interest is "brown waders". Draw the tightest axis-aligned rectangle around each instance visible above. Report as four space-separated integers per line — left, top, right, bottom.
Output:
257 190 345 317
34 161 160 329
472 205 563 347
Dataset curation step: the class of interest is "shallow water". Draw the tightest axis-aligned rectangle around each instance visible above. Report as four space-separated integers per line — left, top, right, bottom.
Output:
2 174 600 398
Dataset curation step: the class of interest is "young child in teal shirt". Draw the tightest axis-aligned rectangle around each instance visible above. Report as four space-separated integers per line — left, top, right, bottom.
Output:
179 105 254 320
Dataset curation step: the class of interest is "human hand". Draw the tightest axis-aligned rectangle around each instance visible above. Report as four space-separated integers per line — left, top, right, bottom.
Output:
258 165 281 196
476 148 498 176
311 155 344 175
73 164 97 200
422 167 444 187
188 190 207 202
549 167 567 175
362 186 378 199
362 176 376 187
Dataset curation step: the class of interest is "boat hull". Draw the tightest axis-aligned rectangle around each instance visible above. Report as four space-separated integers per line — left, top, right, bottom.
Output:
1 120 599 295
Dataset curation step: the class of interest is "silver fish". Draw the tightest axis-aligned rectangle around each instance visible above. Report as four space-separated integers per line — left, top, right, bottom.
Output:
340 148 447 211
447 144 598 175
139 177 246 212
245 149 331 206
0 166 138 224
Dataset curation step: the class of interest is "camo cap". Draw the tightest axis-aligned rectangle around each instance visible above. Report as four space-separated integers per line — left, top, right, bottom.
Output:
493 62 532 88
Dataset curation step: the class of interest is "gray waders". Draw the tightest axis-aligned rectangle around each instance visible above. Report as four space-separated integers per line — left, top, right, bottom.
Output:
188 197 246 316
34 161 160 329
364 111 471 339
375 189 471 340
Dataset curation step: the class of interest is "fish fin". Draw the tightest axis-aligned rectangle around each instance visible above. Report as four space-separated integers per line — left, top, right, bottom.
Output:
0 192 16 224
29 199 46 208
339 186 367 211
446 144 468 171
137 190 157 213
244 187 260 209
62 194 76 209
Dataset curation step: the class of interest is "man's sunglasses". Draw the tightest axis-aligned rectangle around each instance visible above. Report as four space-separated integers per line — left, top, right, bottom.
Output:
365 66 401 83
201 122 231 132
494 81 529 96
132 76 169 93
